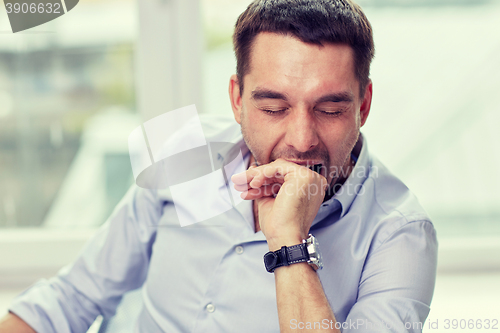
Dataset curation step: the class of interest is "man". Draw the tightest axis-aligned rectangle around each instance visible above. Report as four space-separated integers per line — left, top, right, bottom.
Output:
1 0 437 332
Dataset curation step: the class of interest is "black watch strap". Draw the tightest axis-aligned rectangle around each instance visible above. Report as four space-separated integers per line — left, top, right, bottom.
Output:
264 243 308 273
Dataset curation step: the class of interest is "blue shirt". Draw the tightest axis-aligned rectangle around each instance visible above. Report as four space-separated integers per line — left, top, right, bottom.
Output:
10 115 438 333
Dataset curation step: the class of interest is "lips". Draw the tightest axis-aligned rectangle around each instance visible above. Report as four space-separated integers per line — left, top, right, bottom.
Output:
285 160 323 166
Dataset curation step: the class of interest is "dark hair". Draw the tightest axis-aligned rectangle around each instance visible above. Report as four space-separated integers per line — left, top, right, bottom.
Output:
233 0 374 96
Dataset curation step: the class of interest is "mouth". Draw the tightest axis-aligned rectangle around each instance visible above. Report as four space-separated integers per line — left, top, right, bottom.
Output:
285 159 323 166
310 164 323 175
285 160 324 176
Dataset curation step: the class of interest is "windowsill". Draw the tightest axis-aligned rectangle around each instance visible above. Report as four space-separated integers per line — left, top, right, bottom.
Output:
437 236 500 273
0 228 98 288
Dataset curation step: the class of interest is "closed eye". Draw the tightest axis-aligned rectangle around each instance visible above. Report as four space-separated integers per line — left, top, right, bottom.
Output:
261 108 289 114
316 110 344 117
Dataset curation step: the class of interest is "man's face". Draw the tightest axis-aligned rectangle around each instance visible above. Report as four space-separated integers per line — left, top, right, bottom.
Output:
229 32 372 187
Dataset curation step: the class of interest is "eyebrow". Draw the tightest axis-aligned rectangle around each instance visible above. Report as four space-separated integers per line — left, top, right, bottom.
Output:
315 92 354 103
251 88 354 104
251 88 288 101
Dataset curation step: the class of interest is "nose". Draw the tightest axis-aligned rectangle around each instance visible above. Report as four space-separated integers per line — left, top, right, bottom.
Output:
284 108 319 153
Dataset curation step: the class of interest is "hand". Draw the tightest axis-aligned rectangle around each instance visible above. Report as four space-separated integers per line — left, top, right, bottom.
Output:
231 158 328 250
0 313 36 333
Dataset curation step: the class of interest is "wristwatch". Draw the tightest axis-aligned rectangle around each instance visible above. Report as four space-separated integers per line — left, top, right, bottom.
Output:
263 234 323 273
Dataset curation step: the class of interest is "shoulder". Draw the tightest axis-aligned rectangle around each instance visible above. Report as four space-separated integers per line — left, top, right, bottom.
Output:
137 111 240 195
372 157 430 221
359 154 436 248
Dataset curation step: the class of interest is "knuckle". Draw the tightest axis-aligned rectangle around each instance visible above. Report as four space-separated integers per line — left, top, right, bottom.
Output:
306 172 315 182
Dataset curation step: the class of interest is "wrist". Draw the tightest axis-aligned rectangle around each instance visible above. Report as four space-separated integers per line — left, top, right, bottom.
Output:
267 234 304 251
264 234 323 273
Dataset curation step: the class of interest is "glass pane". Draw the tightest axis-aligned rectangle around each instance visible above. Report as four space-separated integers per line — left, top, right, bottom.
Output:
0 0 139 228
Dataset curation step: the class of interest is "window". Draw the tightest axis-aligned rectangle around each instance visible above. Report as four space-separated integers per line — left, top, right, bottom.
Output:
0 0 138 229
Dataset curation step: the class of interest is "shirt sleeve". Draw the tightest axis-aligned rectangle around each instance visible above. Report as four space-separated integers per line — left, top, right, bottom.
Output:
343 220 438 333
8 185 163 333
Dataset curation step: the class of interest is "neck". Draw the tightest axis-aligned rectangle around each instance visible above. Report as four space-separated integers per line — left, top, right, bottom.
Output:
323 155 355 202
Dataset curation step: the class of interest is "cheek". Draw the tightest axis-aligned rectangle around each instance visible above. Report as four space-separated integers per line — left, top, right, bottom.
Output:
338 112 360 136
245 108 277 138
320 117 358 155
320 119 352 142
243 112 284 163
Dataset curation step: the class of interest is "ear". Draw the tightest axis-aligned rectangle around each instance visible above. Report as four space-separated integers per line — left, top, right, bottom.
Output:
359 80 372 127
229 74 243 124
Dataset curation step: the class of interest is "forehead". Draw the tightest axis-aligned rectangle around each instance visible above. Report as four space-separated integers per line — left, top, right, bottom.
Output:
246 32 358 99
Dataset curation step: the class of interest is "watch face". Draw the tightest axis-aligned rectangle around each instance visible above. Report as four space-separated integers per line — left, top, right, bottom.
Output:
306 235 323 270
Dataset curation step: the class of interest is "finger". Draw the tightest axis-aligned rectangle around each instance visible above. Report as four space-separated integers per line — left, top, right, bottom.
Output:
248 165 286 188
233 183 251 192
239 183 282 200
231 166 276 186
231 167 259 185
232 159 296 186
234 174 283 192
249 175 284 189
239 189 258 200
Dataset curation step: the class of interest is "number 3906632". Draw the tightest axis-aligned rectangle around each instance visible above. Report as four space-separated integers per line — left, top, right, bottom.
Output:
5 3 61 14
443 319 498 330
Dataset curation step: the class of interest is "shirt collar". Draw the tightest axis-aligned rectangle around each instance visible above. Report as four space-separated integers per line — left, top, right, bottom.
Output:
328 133 370 219
215 127 250 173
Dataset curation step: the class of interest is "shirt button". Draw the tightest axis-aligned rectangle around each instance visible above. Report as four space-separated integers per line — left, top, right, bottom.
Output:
235 245 244 254
206 303 216 313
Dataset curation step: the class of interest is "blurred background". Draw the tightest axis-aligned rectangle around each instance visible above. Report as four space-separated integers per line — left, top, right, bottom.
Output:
0 0 499 331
